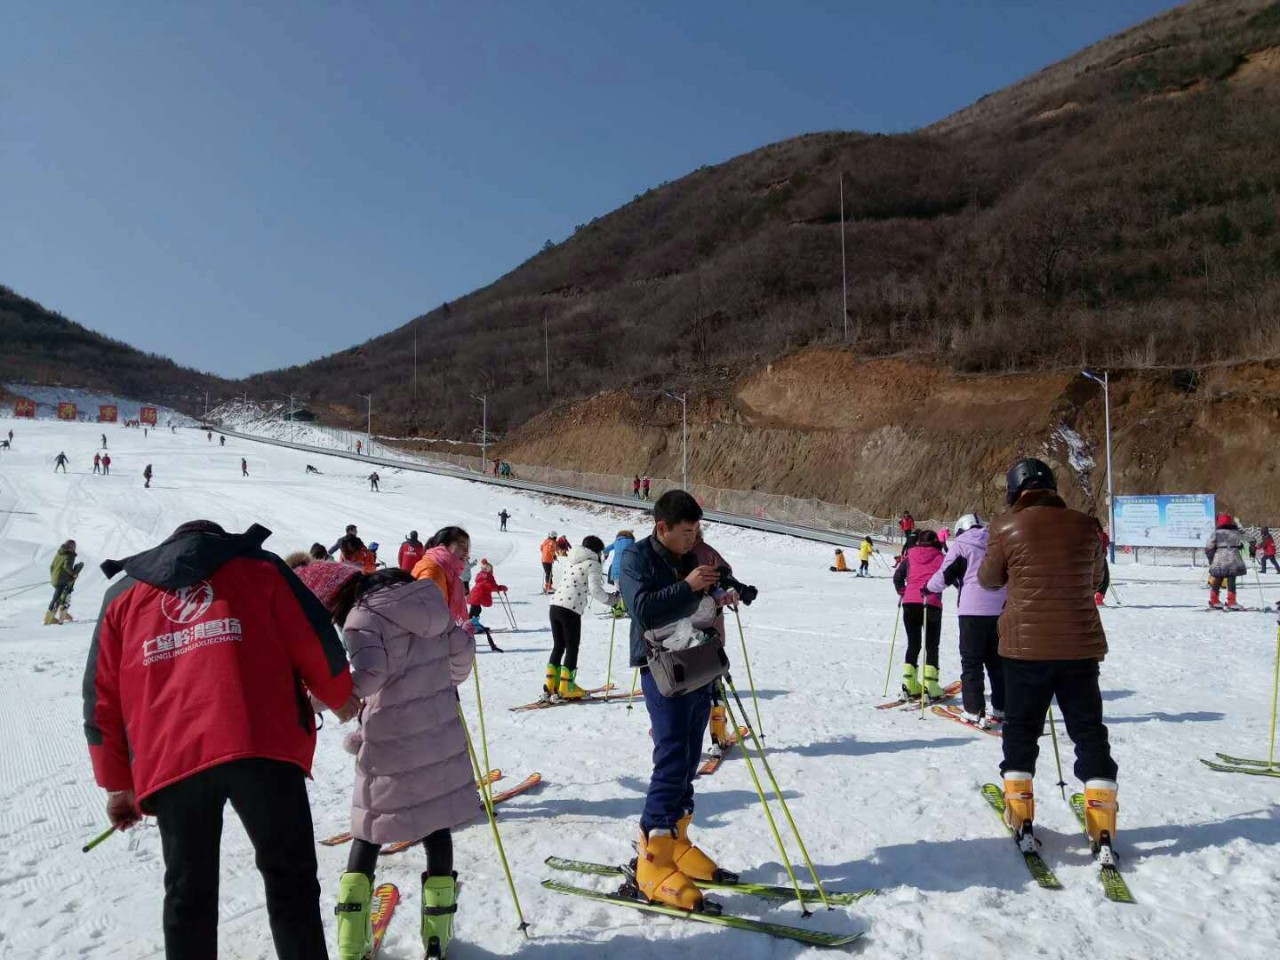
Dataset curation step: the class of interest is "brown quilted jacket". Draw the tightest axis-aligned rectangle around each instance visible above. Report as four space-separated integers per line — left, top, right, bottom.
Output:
977 489 1108 661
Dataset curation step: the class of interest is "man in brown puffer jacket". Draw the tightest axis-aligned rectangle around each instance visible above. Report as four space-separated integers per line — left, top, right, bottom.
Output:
978 458 1119 866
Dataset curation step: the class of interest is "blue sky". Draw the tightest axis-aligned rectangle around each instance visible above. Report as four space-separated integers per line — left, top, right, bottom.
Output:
3 1 1176 378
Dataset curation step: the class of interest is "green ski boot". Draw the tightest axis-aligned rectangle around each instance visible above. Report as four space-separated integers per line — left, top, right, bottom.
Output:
422 873 458 959
334 872 373 960
901 663 922 698
923 664 946 700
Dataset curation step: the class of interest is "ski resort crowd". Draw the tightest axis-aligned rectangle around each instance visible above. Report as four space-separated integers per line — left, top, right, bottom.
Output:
59 424 1273 959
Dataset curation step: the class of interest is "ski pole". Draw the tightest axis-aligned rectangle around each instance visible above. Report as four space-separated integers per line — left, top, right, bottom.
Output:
1047 704 1067 801
882 598 903 696
1268 622 1280 770
732 607 766 739
719 683 810 916
456 700 529 934
724 677 832 909
81 824 117 853
1 581 47 601
500 591 517 630
1256 565 1267 610
627 668 640 715
472 659 494 804
605 616 616 694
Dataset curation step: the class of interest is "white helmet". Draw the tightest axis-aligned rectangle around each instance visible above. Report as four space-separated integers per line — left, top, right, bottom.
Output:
954 513 983 536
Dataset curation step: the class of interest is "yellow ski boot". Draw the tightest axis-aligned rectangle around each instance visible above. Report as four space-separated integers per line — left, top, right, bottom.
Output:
333 872 373 960
540 664 560 704
556 667 587 701
634 828 704 911
708 705 728 748
1083 779 1119 867
674 813 737 884
1003 771 1037 853
901 663 922 699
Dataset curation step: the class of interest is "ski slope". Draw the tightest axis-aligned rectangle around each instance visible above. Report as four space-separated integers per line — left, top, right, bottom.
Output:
0 416 1277 959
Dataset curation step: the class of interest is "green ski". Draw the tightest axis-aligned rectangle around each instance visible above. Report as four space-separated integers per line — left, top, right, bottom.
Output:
980 784 1062 889
1200 757 1280 778
541 880 862 948
544 856 876 906
1069 793 1136 903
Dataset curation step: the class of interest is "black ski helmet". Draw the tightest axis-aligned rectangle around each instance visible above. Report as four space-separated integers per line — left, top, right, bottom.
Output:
1006 458 1057 505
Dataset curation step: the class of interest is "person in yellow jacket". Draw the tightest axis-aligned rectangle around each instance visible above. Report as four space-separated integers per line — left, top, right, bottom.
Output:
539 532 558 593
830 548 849 573
858 537 876 577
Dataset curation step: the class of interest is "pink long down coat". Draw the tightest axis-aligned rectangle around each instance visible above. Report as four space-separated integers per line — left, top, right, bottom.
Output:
342 578 478 844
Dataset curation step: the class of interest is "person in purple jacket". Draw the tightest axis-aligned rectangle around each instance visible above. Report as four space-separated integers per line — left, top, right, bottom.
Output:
926 514 1007 729
892 529 947 699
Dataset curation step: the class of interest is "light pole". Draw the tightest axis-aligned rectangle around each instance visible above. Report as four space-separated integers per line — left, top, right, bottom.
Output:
840 172 848 341
471 393 487 474
1082 369 1115 563
665 391 688 490
358 393 372 455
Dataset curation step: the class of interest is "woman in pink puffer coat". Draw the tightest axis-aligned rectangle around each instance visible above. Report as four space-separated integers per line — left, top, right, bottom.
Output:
892 530 947 699
296 562 476 957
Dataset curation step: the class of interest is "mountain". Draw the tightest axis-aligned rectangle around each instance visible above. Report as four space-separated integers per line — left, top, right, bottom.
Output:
242 0 1280 446
0 286 231 413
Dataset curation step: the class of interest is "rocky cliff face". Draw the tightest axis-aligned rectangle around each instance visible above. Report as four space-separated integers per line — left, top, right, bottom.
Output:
496 348 1280 524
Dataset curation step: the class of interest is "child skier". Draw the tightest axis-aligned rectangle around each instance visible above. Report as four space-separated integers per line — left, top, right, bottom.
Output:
143 464 153 488
543 536 618 701
830 548 848 572
297 561 476 960
540 533 558 593
1205 514 1247 609
45 540 83 625
858 537 875 576
926 514 1006 728
892 529 947 699
979 458 1118 865
1261 527 1279 574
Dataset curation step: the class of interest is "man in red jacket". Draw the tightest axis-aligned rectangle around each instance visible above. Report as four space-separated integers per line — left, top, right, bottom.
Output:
83 520 358 960
398 529 426 572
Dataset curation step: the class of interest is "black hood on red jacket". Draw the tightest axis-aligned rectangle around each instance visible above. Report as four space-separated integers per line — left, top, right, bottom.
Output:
100 522 272 590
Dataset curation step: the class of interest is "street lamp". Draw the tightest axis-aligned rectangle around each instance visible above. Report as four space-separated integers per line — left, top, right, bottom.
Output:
277 393 299 444
1082 369 1116 563
471 393 487 474
358 394 372 455
664 391 688 490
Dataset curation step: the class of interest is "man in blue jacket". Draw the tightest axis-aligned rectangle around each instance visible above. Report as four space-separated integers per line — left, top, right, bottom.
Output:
619 490 722 912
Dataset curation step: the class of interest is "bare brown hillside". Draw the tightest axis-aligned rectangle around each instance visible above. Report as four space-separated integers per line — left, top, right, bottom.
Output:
496 349 1280 521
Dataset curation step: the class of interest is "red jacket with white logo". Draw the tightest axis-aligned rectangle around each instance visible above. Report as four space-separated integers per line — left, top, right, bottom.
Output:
398 538 426 572
83 524 353 803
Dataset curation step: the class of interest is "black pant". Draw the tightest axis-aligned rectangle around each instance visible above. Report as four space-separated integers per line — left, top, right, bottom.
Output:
549 604 582 670
48 583 72 612
859 560 869 575
958 616 1004 715
148 758 326 960
902 603 941 668
348 828 452 879
541 561 553 585
468 604 482 619
1000 659 1117 782
1262 556 1280 574
500 519 507 531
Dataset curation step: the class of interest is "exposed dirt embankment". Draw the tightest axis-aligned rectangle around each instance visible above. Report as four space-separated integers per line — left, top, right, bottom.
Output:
496 348 1280 521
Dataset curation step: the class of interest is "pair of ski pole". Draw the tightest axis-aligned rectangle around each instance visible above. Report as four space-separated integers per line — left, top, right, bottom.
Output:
496 590 517 631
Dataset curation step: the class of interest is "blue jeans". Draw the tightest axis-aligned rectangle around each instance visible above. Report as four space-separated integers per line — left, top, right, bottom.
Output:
640 671 712 833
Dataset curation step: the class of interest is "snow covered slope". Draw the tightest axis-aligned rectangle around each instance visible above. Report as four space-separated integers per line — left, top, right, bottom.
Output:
0 416 1277 958
2 383 197 425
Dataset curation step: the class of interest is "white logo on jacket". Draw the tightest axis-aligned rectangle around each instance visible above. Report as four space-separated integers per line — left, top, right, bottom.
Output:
161 581 215 624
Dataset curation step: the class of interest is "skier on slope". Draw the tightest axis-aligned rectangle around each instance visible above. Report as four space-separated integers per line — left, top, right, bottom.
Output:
1261 527 1279 575
831 548 848 572
978 459 1119 864
601 529 636 586
1205 514 1248 609
241 458 248 477
143 464 153 489
93 452 102 474
54 451 69 473
296 560 475 960
368 472 380 492
45 540 83 625
219 435 225 446
858 536 876 576
926 514 1006 729
467 559 506 652
101 433 107 448
398 530 426 572
539 532 558 593
83 521 358 957
893 529 947 700
498 509 510 532
542 536 618 702
618 489 730 911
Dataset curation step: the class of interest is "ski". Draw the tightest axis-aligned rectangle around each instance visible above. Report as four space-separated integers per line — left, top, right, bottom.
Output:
369 882 399 957
541 880 862 948
979 784 1062 889
931 705 1001 737
699 727 750 775
320 770 502 846
544 856 876 906
874 680 960 710
1069 793 1136 904
1214 752 1280 768
504 686 634 711
1200 757 1280 778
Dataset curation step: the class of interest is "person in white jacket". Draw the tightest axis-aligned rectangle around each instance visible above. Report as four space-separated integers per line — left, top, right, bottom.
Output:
542 536 619 701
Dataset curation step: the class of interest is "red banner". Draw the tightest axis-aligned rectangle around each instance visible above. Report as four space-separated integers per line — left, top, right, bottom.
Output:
13 398 36 418
57 402 77 421
140 406 158 425
99 405 118 423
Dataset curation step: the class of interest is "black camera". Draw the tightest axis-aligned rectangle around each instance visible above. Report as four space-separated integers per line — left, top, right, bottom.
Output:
715 566 758 606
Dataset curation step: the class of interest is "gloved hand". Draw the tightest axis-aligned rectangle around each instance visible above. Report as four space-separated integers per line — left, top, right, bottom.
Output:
334 694 362 723
106 789 141 831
